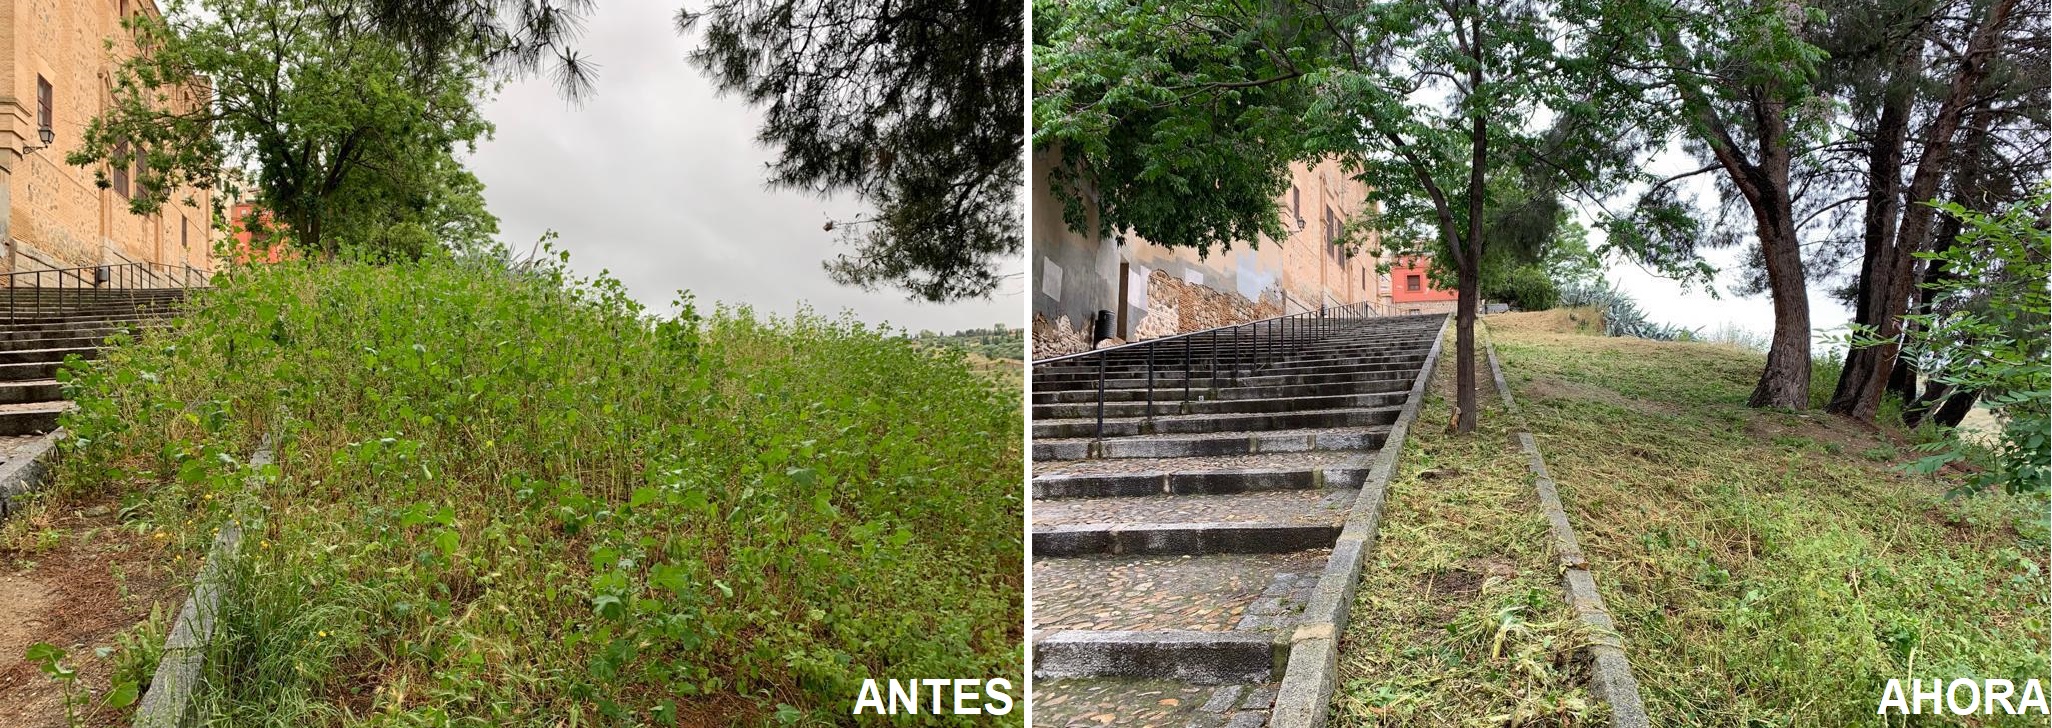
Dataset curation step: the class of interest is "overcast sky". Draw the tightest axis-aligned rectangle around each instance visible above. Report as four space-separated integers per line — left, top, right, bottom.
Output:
467 2 1021 334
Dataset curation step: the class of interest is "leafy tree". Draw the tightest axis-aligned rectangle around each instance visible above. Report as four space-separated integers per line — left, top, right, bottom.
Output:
361 0 596 98
677 0 1023 302
1592 0 1837 409
1034 0 1316 255
1819 0 2037 421
1866 188 2048 494
1038 0 1667 433
69 0 499 258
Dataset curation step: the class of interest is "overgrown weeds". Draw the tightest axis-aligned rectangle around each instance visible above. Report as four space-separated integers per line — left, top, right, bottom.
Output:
55 253 1022 725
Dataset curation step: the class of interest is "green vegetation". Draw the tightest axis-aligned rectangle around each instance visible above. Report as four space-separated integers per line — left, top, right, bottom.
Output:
918 326 1025 362
1866 190 2050 495
73 0 499 257
54 254 1022 725
1334 331 1601 725
1485 312 2047 725
1555 281 1695 342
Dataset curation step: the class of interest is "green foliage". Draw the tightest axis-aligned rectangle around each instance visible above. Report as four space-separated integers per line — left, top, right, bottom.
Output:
1556 279 1695 341
920 326 1025 362
1864 189 2051 495
56 253 1023 724
1032 0 1317 255
679 0 1022 302
68 0 498 257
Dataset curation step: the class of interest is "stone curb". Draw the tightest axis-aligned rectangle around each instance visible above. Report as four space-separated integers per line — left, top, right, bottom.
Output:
1484 332 1650 728
1270 313 1451 728
133 435 274 728
0 430 64 522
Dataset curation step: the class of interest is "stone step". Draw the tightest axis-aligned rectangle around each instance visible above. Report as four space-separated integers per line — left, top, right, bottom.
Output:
1032 451 1374 499
1032 677 1281 728
1032 389 1409 420
1035 366 1413 393
0 379 62 405
0 360 76 382
1034 405 1402 439
1032 335 1434 376
0 324 163 342
1033 489 1353 556
1035 377 1412 405
1032 551 1326 682
0 346 99 365
1031 352 1426 385
0 318 165 334
0 312 173 328
0 334 117 352
1033 426 1390 461
0 401 73 435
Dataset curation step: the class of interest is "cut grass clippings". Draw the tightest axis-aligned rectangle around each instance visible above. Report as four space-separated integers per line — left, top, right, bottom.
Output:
1333 327 1605 727
1487 310 2049 726
51 256 1023 726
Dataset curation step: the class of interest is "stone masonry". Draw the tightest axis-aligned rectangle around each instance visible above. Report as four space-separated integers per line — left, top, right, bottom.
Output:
2 0 217 277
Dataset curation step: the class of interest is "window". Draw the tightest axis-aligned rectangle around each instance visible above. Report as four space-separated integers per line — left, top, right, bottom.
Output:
1291 186 1300 219
181 215 189 250
36 76 53 132
135 145 149 195
1406 274 1422 292
112 140 130 197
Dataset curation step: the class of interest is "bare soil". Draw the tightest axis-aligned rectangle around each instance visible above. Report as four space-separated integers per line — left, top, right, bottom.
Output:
0 496 184 728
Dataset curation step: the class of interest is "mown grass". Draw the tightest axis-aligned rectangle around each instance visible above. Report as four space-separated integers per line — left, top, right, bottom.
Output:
54 255 1023 726
1488 310 2048 726
1333 328 1604 726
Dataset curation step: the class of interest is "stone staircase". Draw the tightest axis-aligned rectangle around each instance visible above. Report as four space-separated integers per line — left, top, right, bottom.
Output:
0 288 186 435
1029 313 1446 728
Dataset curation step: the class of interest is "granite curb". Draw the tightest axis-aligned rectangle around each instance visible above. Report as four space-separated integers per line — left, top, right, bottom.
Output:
0 430 64 522
1484 329 1650 728
133 435 275 728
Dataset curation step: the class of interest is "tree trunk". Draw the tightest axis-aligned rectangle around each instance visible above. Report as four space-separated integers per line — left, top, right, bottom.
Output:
1453 0 1485 435
1887 354 1918 404
1828 40 1919 414
1741 89 1811 410
1844 0 2016 421
1932 388 1979 429
1456 258 1479 432
1751 215 1813 409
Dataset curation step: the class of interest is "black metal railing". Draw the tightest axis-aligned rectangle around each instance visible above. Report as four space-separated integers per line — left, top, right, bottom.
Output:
1032 300 1383 439
1 261 209 324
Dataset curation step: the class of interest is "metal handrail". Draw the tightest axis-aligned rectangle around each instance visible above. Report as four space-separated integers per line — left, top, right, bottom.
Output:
1032 299 1387 440
1032 299 1379 366
1 261 210 325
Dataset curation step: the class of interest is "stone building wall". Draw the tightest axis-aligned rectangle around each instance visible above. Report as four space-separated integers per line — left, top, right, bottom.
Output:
1032 149 1397 359
0 0 215 283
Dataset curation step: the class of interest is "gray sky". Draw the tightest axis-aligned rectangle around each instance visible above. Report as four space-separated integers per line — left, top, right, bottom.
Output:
1589 144 1854 350
467 1 1022 334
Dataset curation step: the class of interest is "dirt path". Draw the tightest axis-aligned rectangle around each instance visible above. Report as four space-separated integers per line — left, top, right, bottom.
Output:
0 496 184 728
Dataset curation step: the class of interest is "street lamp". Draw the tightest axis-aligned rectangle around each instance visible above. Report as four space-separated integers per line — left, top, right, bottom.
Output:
22 126 53 153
